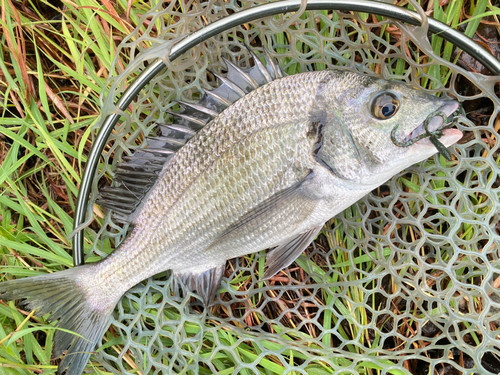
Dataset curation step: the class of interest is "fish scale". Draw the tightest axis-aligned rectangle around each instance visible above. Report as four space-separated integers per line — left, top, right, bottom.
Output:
0 53 463 374
87 72 327 296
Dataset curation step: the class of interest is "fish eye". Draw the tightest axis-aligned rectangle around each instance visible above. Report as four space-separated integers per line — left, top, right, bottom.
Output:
371 92 400 120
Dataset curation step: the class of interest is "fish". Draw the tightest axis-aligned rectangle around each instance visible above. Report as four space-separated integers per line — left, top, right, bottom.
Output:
0 48 463 375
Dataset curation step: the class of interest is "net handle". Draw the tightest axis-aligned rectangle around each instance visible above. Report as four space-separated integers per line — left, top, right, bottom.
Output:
73 0 500 266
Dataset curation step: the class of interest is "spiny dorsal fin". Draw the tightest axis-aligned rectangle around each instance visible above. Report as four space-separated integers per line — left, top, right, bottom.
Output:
263 46 283 79
98 46 283 223
245 44 273 85
208 71 246 103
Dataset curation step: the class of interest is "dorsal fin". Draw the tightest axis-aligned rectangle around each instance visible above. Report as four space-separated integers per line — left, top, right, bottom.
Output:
97 46 283 223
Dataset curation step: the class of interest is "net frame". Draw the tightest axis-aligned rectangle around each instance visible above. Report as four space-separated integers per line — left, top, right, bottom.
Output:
73 1 500 374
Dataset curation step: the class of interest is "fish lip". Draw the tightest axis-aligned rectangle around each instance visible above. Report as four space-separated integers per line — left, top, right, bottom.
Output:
404 101 460 143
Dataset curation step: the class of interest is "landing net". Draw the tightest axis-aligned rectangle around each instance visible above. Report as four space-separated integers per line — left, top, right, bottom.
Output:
85 1 500 374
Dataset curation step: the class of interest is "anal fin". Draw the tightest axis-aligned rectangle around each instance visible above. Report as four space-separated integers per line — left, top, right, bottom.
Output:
173 263 226 306
263 225 323 280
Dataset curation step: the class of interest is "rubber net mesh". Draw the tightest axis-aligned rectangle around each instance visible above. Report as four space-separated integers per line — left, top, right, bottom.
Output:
83 1 500 374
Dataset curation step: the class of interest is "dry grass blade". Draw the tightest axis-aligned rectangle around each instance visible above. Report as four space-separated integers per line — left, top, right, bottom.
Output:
1 0 33 102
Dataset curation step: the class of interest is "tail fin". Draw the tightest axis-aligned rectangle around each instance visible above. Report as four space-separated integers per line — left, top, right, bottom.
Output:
0 266 113 375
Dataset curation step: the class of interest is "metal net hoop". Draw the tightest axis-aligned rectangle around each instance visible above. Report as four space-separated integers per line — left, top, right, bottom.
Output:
76 1 500 374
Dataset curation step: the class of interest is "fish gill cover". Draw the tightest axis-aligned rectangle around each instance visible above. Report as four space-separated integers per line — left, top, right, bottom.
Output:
22 0 500 374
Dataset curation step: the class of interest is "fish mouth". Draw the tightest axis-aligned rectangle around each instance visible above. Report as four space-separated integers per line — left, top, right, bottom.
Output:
391 100 463 149
406 101 460 144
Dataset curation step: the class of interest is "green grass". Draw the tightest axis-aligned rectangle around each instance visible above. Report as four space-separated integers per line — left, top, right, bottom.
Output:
0 0 497 374
0 1 155 373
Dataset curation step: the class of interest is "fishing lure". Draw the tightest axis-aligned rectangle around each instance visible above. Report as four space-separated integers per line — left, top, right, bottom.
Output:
391 105 464 160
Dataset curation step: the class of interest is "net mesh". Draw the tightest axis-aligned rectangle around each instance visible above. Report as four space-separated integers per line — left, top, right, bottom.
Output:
83 1 500 374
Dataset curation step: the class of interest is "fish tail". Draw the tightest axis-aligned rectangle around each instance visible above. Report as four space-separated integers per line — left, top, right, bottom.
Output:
0 266 113 375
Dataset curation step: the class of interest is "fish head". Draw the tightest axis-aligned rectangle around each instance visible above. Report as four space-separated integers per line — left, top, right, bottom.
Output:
316 71 463 186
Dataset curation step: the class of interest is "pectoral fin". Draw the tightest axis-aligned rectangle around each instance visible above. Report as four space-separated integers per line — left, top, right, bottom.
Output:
173 262 226 306
214 173 318 243
263 224 323 280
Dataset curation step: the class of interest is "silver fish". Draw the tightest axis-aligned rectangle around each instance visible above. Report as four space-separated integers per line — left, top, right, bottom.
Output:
0 51 463 374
